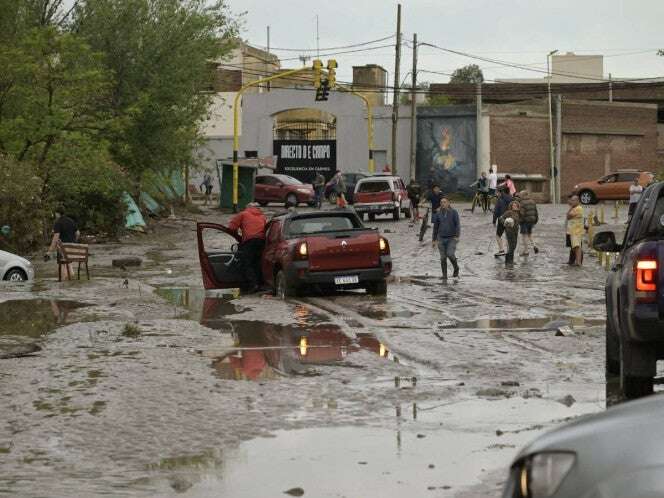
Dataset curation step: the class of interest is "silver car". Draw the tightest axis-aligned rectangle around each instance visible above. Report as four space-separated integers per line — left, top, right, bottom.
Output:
0 250 35 282
503 394 664 498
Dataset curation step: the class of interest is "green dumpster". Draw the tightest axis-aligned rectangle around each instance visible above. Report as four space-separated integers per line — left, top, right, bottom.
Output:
215 159 257 210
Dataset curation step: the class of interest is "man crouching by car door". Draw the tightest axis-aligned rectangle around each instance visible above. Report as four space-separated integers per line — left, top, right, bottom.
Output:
228 202 267 293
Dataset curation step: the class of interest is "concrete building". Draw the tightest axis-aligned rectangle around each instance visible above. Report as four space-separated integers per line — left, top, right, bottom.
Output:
498 52 604 84
352 65 388 106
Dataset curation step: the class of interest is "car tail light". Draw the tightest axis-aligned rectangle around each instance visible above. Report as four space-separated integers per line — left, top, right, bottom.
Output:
379 237 390 255
635 259 657 303
294 241 308 260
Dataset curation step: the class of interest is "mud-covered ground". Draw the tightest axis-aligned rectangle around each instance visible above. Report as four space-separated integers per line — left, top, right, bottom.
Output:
0 201 626 497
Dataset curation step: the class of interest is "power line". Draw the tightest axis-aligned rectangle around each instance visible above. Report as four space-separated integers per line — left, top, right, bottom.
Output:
252 34 395 52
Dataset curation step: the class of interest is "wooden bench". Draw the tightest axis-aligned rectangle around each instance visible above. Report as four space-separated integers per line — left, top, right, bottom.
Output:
57 242 90 281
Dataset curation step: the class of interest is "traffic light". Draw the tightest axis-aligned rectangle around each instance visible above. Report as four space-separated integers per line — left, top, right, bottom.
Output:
327 59 337 88
315 80 330 101
312 59 323 89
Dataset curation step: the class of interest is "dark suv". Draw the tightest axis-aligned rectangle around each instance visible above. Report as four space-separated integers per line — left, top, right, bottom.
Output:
593 181 664 399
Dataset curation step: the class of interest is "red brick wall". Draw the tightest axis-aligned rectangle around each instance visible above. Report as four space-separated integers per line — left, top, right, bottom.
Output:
490 112 551 200
561 101 658 196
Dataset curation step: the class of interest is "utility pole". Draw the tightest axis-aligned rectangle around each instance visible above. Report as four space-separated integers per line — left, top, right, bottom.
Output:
547 49 558 204
409 33 417 181
476 81 482 179
609 73 613 102
316 15 320 59
391 3 402 175
555 94 562 204
266 26 271 90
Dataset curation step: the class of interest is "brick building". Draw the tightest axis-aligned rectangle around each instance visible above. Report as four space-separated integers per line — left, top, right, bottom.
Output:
427 82 664 201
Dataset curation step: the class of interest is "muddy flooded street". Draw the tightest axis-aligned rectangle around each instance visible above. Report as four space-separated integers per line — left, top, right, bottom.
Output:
0 203 618 497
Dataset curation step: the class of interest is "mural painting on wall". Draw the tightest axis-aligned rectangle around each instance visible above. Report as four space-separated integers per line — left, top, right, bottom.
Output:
416 117 476 195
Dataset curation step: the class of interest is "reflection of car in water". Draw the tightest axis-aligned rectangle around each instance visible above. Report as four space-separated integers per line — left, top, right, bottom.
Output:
503 394 664 498
201 297 389 381
591 181 664 399
197 210 391 297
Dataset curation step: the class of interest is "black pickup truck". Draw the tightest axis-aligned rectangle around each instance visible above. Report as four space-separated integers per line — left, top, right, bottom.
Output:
593 181 664 398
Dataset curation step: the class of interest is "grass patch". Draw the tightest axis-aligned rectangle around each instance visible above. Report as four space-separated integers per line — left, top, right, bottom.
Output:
121 323 142 338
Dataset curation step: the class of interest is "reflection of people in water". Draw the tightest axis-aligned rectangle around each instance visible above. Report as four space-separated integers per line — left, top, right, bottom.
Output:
49 300 76 324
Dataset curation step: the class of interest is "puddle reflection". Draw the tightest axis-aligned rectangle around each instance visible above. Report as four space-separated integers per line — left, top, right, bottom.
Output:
201 297 389 381
0 299 89 339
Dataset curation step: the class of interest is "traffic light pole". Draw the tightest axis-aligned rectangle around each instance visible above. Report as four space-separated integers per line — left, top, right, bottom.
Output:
337 87 375 174
232 66 311 212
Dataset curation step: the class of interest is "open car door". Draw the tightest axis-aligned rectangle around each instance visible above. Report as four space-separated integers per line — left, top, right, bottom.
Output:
197 222 246 290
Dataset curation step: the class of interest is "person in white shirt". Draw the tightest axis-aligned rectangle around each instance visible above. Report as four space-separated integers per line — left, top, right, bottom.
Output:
488 167 498 196
628 177 644 219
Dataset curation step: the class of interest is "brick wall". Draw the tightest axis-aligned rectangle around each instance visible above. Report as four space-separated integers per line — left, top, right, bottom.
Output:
561 100 658 195
488 103 551 200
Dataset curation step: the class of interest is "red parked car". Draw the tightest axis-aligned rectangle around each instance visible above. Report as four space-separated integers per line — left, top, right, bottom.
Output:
197 210 391 297
254 174 315 207
352 174 411 221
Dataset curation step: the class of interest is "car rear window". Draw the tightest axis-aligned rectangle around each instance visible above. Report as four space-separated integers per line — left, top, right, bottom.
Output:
647 191 664 235
286 215 361 236
357 181 391 193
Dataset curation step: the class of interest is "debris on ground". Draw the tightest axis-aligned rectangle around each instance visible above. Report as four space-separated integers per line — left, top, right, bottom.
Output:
284 487 305 496
558 394 577 407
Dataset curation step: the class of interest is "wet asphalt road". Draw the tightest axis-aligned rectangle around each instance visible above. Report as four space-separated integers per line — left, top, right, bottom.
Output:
0 202 625 497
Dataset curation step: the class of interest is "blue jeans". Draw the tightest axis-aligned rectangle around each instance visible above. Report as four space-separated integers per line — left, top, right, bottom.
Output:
437 237 457 260
437 237 458 276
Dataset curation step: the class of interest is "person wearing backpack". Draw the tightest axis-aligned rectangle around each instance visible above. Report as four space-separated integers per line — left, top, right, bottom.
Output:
518 190 540 256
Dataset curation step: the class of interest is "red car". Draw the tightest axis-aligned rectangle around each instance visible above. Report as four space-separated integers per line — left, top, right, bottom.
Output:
197 210 391 297
352 174 411 221
254 174 315 207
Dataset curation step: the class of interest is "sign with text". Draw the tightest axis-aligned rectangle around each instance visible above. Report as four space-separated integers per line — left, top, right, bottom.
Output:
273 140 336 183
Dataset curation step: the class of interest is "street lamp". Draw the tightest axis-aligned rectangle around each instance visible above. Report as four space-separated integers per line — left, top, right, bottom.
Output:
547 49 558 204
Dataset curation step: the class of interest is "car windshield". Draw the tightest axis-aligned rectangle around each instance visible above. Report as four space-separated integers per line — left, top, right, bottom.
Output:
358 181 391 193
275 175 302 185
286 215 361 236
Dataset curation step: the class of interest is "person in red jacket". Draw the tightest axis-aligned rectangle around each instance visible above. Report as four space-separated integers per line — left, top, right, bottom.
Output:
228 203 267 293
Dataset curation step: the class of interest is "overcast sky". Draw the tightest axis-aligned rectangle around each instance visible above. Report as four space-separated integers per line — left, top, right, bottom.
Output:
227 0 664 85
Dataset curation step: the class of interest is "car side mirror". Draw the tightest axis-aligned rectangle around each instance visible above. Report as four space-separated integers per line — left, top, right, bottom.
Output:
592 231 620 252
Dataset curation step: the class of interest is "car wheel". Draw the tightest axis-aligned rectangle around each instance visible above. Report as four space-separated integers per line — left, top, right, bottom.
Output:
606 318 620 376
393 205 401 221
285 193 298 208
328 192 337 205
368 213 376 222
275 270 296 299
4 268 27 282
579 190 596 205
620 340 655 399
366 280 387 296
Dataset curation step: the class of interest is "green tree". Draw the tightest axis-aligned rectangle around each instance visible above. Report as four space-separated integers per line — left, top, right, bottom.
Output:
0 27 111 194
73 0 239 189
449 64 484 84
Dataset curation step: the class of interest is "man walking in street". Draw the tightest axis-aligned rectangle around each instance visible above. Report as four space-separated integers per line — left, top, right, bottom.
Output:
518 190 539 255
628 177 644 220
427 184 444 221
331 171 347 208
228 202 267 293
492 188 512 257
566 195 584 266
200 173 213 206
313 171 326 209
407 178 422 220
45 206 80 279
432 197 460 279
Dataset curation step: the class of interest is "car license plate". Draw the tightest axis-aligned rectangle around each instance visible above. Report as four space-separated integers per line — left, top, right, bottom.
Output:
335 275 359 285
